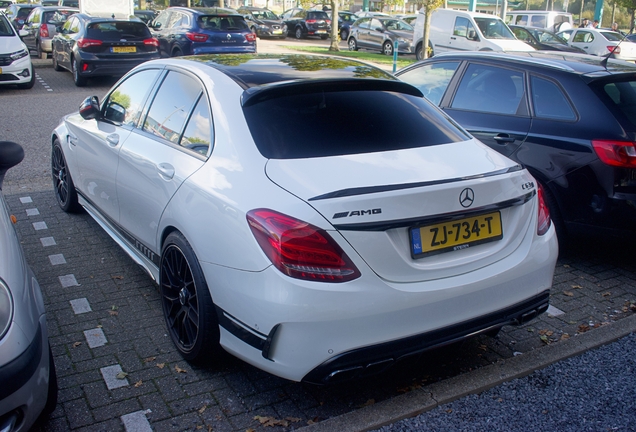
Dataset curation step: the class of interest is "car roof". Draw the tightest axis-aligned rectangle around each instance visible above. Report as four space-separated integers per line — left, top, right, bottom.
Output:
417 51 636 78
72 13 150 23
169 6 241 15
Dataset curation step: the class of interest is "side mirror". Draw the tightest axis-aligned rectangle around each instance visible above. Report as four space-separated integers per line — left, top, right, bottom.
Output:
467 29 478 40
151 21 161 29
79 96 101 120
375 27 384 32
18 29 28 37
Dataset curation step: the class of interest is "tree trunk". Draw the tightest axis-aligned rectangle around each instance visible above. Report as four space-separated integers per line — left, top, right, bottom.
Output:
422 8 432 58
329 0 340 51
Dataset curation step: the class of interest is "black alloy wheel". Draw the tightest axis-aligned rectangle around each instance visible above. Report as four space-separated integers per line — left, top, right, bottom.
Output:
295 26 303 39
340 28 348 41
51 139 80 212
71 57 87 87
160 232 221 363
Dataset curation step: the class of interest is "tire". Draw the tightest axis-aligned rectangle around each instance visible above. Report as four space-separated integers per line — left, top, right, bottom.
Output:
52 139 81 213
320 34 328 40
382 40 394 56
540 181 568 248
172 48 183 57
37 41 47 60
295 26 303 39
348 37 358 51
340 28 348 41
160 231 222 363
71 57 87 87
16 65 35 89
52 50 63 71
42 345 58 417
416 42 423 60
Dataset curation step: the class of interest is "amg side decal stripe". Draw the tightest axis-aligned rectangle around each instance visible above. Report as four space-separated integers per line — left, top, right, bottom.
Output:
332 191 535 232
308 165 524 201
76 190 160 266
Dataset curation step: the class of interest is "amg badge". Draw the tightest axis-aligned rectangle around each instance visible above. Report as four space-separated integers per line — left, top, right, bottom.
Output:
333 209 382 219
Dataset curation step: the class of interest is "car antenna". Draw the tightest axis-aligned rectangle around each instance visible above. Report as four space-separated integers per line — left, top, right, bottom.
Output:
601 27 634 69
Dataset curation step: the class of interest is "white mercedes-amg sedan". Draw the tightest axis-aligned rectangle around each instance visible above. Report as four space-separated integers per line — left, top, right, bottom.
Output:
51 54 558 384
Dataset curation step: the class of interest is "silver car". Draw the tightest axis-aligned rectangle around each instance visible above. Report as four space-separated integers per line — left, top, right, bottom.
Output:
348 16 415 56
0 141 57 431
21 6 78 59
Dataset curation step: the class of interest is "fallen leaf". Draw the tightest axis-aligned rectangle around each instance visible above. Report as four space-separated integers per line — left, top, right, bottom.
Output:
156 363 165 369
198 405 207 414
540 335 550 344
578 324 591 333
72 341 82 348
446 409 453 413
111 305 118 310
116 371 128 380
538 329 554 336
96 324 102 328
571 284 582 289
478 344 487 351
108 310 119 316
112 275 124 280
631 304 636 312
563 264 570 268
563 291 574 297
526 328 535 332
143 356 156 363
285 417 302 423
361 399 375 407
134 380 143 388
602 292 611 297
254 415 290 427
561 333 570 340
175 365 187 373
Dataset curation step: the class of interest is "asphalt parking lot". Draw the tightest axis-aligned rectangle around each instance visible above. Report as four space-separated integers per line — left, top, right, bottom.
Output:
3 43 636 432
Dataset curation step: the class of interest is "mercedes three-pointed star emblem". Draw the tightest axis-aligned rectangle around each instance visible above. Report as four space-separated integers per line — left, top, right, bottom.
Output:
459 188 475 208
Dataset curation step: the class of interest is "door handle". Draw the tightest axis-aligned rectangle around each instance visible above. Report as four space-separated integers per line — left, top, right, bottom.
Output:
493 134 516 143
106 134 119 146
157 163 175 180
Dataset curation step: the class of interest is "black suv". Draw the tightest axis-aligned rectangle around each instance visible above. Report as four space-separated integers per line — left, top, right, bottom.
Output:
150 7 256 57
51 14 160 86
237 6 287 39
280 8 331 39
397 51 636 244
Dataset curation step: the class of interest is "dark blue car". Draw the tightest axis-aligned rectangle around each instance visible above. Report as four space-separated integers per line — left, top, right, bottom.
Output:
150 7 256 57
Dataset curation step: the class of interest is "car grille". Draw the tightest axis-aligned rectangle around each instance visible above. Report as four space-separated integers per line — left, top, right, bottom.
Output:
0 56 14 67
0 73 19 81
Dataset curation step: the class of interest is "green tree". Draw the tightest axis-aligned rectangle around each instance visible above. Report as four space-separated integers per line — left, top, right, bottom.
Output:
614 0 636 30
329 0 340 51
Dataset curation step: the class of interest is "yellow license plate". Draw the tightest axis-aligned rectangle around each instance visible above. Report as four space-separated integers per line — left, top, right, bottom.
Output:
112 46 136 53
316 30 326 33
0 67 2 74
410 211 503 258
273 29 282 34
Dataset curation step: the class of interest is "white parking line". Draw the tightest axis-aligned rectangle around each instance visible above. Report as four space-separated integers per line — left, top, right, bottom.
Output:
35 73 53 92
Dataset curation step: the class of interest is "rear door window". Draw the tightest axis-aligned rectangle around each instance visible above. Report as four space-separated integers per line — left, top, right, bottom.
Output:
530 76 576 120
398 61 460 105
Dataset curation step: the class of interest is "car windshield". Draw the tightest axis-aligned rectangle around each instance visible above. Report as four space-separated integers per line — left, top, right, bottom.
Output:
198 15 248 30
601 31 623 41
474 17 515 39
252 10 278 20
243 89 469 159
381 19 413 31
86 21 150 40
45 9 75 24
531 29 566 43
0 15 14 36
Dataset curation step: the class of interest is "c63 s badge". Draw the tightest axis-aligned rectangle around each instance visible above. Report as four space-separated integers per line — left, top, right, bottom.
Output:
333 209 382 219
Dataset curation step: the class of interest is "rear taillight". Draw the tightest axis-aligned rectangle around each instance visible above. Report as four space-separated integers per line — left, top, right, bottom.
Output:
186 32 208 42
592 140 636 168
326 19 331 25
306 19 316 24
76 38 102 48
245 32 256 42
536 184 551 236
608 45 621 54
39 25 49 38
143 37 159 47
247 209 361 283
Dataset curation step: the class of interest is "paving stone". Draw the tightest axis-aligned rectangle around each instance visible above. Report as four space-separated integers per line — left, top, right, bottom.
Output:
84 328 108 348
48 253 67 265
121 410 153 432
101 365 130 390
33 221 48 230
19 196 32 203
59 274 80 287
70 298 92 314
26 208 40 216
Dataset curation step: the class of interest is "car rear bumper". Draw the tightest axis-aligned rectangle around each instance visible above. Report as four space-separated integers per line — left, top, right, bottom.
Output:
76 52 160 77
205 222 558 382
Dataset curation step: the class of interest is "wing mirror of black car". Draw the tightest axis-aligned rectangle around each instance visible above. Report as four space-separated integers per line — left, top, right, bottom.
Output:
79 96 101 120
0 141 24 191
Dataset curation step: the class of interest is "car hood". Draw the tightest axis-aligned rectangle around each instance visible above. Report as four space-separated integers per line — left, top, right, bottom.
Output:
0 34 26 54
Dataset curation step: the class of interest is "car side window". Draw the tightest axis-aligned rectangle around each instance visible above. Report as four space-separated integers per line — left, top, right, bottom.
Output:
573 31 590 43
62 16 75 33
398 61 460 106
451 64 524 115
358 18 370 29
103 69 160 126
530 76 576 120
180 95 213 156
153 11 170 29
453 17 470 38
370 18 382 30
143 71 204 150
530 16 545 27
70 16 80 33
27 9 38 24
514 15 528 25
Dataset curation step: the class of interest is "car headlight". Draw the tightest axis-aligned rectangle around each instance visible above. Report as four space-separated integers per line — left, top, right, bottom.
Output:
10 49 28 61
0 279 14 340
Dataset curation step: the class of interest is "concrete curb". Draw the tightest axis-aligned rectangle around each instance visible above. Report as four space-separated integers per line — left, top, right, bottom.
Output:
297 313 636 432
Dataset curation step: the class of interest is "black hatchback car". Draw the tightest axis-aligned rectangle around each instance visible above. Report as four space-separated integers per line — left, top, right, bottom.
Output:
396 51 636 244
51 14 160 86
150 7 256 57
280 8 331 39
237 6 287 39
509 25 585 53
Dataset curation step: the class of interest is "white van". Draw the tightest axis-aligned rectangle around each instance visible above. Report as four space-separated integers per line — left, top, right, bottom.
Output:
505 10 573 32
413 9 533 60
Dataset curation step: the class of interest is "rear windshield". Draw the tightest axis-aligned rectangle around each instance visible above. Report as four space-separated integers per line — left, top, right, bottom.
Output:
198 15 248 30
243 90 470 159
17 8 34 18
601 80 636 129
86 21 151 40
307 11 329 20
44 10 75 24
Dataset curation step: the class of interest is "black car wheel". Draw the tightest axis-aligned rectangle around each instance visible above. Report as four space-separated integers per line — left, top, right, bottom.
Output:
295 26 303 39
540 181 568 247
16 65 35 89
36 41 47 60
340 28 348 41
382 40 394 56
71 57 87 87
172 48 183 57
348 36 358 51
160 231 221 363
52 139 80 213
52 49 63 71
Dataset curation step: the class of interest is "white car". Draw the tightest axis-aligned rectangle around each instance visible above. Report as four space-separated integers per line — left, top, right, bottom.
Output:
557 27 636 61
0 141 57 431
51 54 558 384
0 11 34 89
